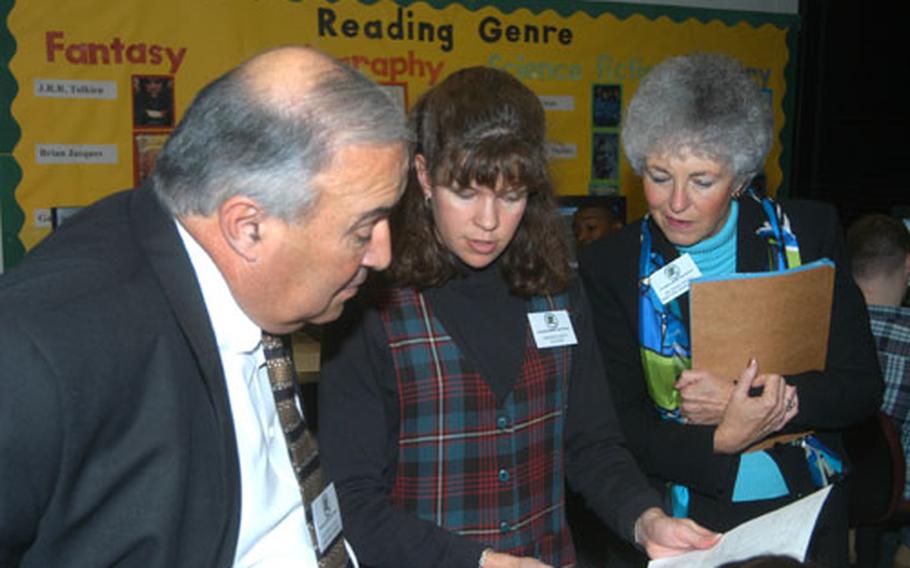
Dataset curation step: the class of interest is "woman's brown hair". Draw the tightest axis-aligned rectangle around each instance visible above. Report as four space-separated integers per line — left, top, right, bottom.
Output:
388 66 572 297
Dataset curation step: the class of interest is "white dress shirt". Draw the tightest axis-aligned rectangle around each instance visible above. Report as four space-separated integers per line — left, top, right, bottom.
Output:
176 222 316 568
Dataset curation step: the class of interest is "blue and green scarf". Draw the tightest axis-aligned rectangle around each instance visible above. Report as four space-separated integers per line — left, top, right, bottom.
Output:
638 189 801 415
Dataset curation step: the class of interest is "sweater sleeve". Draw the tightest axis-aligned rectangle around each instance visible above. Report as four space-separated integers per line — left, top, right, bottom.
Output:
318 302 486 568
563 283 663 543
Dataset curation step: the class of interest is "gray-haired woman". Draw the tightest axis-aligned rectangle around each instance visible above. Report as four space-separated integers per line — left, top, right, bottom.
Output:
579 52 882 567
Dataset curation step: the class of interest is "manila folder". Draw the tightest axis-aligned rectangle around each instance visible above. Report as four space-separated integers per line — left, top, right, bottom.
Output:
690 259 834 380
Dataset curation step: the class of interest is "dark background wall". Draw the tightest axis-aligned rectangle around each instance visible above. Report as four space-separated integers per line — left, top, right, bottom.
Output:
791 1 910 228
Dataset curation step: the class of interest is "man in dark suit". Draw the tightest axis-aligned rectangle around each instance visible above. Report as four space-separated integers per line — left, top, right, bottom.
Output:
0 46 409 567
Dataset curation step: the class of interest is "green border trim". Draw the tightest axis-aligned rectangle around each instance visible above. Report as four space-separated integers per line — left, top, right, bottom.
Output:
0 0 24 270
0 0 17 153
0 157 24 271
323 0 798 28
777 19 801 199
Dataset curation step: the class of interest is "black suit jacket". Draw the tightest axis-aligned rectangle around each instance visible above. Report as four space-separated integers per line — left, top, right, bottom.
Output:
578 197 883 531
0 187 241 566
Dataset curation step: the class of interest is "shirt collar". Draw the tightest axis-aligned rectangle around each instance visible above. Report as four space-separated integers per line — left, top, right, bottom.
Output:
868 304 910 320
175 220 261 355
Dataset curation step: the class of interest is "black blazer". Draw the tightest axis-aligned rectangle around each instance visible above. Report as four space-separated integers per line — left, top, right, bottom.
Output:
578 196 883 530
0 187 241 567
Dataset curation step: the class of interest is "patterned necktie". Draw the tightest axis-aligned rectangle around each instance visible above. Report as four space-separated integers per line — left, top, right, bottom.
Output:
261 331 349 568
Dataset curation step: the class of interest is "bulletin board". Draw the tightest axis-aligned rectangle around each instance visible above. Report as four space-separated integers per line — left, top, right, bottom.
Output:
0 0 799 268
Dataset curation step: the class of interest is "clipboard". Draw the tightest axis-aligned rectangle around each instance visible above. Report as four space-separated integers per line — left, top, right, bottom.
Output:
689 259 835 380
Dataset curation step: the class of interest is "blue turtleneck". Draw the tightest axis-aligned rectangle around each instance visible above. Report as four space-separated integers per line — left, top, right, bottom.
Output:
677 200 739 277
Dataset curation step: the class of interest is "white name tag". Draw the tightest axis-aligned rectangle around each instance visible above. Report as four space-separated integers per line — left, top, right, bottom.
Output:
528 310 578 348
650 253 702 305
311 482 343 555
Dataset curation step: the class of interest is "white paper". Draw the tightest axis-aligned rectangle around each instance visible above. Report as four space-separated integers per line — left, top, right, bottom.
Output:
538 95 575 111
35 144 118 164
648 485 832 568
546 141 577 160
34 78 117 99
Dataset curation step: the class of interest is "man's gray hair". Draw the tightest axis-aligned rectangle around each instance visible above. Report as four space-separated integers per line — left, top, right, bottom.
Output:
151 57 410 221
622 52 773 182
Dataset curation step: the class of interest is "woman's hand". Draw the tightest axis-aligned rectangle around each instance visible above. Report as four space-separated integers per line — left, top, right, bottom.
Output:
676 370 736 425
713 359 799 454
635 507 720 558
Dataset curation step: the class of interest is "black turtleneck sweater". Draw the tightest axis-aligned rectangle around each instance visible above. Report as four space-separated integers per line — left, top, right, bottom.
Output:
423 263 526 402
318 265 661 568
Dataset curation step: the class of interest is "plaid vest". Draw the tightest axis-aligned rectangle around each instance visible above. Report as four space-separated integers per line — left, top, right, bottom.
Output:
380 286 576 567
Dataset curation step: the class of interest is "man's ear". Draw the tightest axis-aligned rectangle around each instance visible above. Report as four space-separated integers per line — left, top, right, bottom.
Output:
218 195 268 262
414 154 433 198
904 252 910 279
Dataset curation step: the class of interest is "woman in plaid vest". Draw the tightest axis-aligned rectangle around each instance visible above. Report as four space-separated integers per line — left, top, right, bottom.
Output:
318 66 718 568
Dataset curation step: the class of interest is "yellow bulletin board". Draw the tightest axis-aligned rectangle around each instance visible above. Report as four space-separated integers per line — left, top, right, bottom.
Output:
0 0 799 268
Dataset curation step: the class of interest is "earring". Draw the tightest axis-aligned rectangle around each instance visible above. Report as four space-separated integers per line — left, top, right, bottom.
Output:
424 194 432 207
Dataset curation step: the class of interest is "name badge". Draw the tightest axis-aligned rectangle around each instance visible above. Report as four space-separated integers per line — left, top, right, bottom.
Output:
528 309 578 348
650 253 702 305
311 482 343 555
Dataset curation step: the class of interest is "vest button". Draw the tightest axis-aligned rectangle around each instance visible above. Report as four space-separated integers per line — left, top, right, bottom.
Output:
497 416 509 429
500 521 510 533
498 469 510 482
